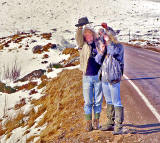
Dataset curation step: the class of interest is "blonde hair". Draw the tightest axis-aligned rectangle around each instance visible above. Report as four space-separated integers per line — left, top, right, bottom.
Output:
106 31 119 44
83 26 96 41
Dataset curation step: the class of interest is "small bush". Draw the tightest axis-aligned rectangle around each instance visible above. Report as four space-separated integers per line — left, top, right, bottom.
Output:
2 60 21 82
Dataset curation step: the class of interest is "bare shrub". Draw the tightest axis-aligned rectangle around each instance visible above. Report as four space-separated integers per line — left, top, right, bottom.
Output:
2 59 21 82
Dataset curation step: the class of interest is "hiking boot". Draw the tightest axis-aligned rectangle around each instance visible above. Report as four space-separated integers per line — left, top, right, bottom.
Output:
93 119 100 130
100 104 115 131
86 120 93 132
113 106 124 135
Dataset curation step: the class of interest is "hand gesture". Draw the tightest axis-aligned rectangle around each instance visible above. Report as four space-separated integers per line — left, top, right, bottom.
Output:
101 23 108 29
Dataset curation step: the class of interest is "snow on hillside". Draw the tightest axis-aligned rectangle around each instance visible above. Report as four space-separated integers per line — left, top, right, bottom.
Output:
0 31 79 142
0 0 160 44
0 0 160 142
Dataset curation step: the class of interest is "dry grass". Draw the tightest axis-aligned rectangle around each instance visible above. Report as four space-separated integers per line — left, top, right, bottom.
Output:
28 69 84 142
26 135 39 143
16 81 38 91
37 80 48 89
0 68 140 142
62 48 80 66
0 45 3 50
34 43 54 54
37 75 49 89
3 112 25 138
2 68 116 142
41 33 52 40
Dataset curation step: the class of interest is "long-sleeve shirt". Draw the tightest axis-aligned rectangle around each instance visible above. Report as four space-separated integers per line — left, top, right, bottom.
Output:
85 42 102 76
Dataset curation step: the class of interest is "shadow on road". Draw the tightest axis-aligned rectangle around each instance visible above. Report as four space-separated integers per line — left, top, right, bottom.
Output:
122 76 160 81
123 123 160 134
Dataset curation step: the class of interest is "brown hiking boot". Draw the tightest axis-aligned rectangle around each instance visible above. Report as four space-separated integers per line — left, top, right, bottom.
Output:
93 119 100 130
86 120 93 132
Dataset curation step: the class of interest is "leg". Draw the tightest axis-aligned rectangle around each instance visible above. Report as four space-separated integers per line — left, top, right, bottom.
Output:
83 76 94 131
93 75 103 117
109 82 124 135
93 75 103 129
109 82 122 107
102 82 113 105
100 82 115 131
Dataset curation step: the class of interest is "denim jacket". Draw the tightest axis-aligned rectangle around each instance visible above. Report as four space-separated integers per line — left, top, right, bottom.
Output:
95 42 124 75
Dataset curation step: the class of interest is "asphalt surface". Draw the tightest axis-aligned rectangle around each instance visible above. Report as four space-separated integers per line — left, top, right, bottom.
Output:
124 46 160 115
115 46 160 142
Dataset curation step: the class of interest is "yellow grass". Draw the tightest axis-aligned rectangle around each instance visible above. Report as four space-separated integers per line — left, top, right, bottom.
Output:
1 69 85 142
62 48 80 66
30 69 85 142
3 112 25 139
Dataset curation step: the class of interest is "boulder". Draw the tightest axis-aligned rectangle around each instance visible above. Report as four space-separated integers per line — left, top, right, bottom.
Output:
32 45 43 54
15 69 46 83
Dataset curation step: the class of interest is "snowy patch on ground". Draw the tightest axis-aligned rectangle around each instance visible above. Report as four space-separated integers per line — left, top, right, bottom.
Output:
0 111 47 143
0 0 159 142
0 33 70 83
0 0 159 45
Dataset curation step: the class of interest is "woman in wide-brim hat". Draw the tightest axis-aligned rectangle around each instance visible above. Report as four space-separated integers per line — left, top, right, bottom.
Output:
75 17 103 132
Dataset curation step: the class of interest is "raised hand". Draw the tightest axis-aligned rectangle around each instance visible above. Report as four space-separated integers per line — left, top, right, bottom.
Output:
101 23 108 29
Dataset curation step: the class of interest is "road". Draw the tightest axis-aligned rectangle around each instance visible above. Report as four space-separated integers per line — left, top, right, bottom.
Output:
124 46 160 114
119 46 160 142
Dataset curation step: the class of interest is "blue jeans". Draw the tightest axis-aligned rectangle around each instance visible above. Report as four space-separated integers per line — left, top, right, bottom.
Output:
102 82 122 107
83 75 103 119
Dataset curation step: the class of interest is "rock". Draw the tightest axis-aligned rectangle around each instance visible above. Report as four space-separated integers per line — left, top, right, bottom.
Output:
51 44 57 49
61 38 76 48
64 30 71 33
15 69 46 83
29 89 38 95
42 54 49 59
32 45 43 54
14 98 26 110
2 2 7 5
51 28 57 32
70 38 75 41
41 61 48 64
31 39 37 43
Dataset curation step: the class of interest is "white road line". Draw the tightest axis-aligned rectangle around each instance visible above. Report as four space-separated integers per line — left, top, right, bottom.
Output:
123 74 160 122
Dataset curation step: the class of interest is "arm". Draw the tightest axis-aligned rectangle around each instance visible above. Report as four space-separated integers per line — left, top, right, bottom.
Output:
113 44 124 75
95 46 107 65
95 53 103 65
75 27 84 48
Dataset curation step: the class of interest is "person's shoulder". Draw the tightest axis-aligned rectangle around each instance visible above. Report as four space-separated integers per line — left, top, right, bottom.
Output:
115 43 123 48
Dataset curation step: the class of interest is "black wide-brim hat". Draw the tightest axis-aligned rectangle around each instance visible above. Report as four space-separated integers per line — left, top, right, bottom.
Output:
75 17 93 27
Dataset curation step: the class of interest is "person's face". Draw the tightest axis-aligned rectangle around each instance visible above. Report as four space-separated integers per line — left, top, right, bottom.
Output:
84 32 94 44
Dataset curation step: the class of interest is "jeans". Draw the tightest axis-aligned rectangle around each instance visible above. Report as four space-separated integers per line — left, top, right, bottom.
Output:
83 75 103 119
102 82 122 107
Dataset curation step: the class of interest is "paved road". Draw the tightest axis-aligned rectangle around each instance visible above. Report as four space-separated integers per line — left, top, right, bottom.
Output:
124 46 160 116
